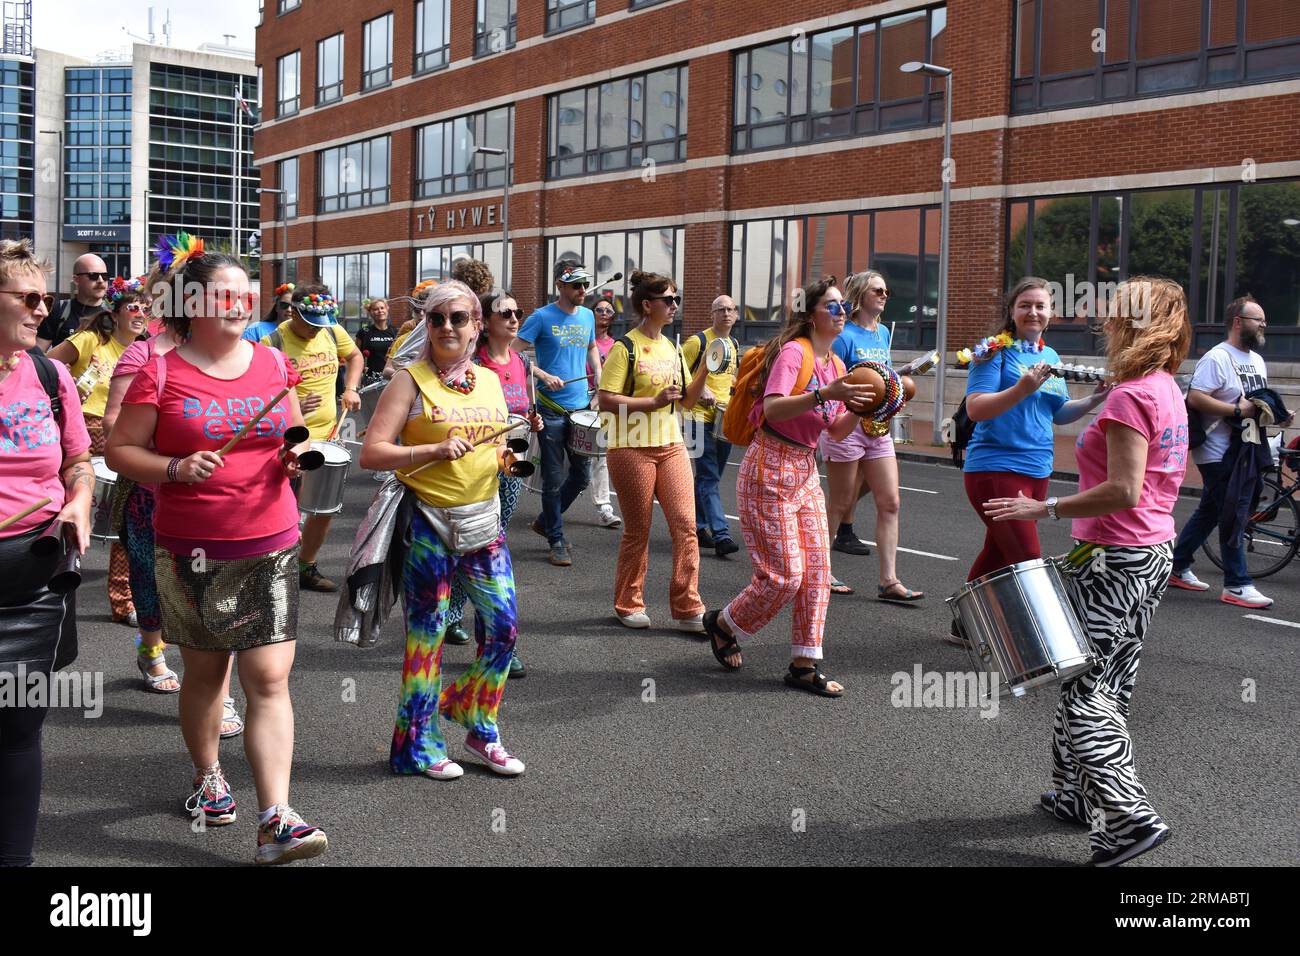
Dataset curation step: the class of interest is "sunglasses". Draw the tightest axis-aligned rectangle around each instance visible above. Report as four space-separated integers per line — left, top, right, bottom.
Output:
826 301 849 317
651 295 682 307
123 302 148 315
75 272 110 281
277 301 293 310
426 310 473 328
869 287 890 297
493 308 523 321
3 291 55 311
566 281 590 291
213 290 255 312
594 307 615 316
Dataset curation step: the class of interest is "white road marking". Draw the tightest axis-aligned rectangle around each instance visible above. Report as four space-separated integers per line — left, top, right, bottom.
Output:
1242 614 1300 629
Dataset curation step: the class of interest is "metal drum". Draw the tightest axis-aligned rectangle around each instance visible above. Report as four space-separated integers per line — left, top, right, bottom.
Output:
890 413 912 444
354 378 385 437
297 440 352 515
712 402 729 441
523 428 544 494
502 414 530 444
90 456 117 541
705 337 736 374
567 408 605 457
947 558 1096 698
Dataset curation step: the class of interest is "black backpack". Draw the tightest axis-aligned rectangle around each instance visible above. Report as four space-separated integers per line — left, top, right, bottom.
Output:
26 347 64 425
948 352 1003 468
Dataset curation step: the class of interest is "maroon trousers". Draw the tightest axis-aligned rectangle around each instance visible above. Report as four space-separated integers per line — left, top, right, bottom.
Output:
963 471 1051 582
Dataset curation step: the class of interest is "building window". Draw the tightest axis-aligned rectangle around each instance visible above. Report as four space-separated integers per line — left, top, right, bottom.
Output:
318 252 389 325
317 33 344 104
416 105 512 198
0 59 35 240
416 242 512 292
318 135 390 212
276 51 299 116
545 228 685 317
1007 180 1300 355
629 0 671 9
548 65 687 179
1013 0 1300 112
475 0 517 57
278 0 301 13
729 206 939 347
363 13 394 90
414 0 451 74
732 5 946 154
547 0 594 34
279 157 298 218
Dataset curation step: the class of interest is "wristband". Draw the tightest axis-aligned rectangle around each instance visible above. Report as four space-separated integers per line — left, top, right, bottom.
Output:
813 387 824 406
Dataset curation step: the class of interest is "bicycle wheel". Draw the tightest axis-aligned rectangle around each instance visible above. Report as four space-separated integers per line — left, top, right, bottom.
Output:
1201 477 1300 579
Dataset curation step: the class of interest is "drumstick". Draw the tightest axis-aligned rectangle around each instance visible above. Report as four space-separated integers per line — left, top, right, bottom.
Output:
0 497 53 532
328 407 349 441
405 421 522 476
217 386 292 457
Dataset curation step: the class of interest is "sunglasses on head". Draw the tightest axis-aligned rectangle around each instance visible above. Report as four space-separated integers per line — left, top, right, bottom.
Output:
651 294 682 307
494 308 523 321
426 309 473 329
75 272 109 282
3 291 55 311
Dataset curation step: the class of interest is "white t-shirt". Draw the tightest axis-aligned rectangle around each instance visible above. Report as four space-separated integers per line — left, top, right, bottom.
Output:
1189 343 1268 465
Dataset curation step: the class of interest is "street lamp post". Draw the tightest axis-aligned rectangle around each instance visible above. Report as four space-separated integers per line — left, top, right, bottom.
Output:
900 61 952 447
40 129 63 302
257 187 288 290
475 145 509 289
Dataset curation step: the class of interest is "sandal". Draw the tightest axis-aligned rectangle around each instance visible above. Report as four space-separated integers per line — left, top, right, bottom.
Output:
878 580 924 604
220 697 244 739
703 610 742 671
135 636 180 695
829 578 855 596
783 662 843 698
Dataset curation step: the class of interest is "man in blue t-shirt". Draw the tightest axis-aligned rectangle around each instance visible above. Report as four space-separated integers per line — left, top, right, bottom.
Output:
514 259 602 566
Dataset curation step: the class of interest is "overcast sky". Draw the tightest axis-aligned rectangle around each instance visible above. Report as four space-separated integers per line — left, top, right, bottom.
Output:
33 0 260 60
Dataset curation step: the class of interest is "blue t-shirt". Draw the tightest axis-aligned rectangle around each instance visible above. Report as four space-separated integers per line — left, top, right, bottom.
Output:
243 319 279 343
833 322 891 368
963 344 1070 478
518 302 595 411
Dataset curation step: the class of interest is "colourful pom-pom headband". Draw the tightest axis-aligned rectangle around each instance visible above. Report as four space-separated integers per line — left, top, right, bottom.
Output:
104 275 145 308
295 292 337 315
274 283 295 296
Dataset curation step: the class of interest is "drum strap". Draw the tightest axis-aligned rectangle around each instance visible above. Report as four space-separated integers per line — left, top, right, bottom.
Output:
1063 541 1105 569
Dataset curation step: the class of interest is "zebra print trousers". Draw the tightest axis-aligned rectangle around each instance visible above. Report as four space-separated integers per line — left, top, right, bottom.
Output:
1049 541 1172 856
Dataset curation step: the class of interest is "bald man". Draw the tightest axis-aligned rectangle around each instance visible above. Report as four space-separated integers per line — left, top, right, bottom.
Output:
37 253 109 350
680 294 741 557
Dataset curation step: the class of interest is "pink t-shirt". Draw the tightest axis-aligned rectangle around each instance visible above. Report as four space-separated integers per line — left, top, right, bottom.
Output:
123 344 303 557
1071 371 1188 546
0 352 92 537
589 334 615 390
476 345 530 415
113 336 158 380
753 341 846 448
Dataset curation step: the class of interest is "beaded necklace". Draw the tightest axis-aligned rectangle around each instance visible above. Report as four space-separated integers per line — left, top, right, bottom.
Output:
441 366 476 396
1 351 20 371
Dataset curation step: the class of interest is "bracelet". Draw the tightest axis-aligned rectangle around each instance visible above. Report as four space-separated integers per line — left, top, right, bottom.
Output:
813 387 824 407
167 457 181 482
409 447 415 465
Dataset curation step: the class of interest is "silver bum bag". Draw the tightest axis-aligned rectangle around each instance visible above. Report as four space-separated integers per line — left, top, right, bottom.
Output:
415 495 502 554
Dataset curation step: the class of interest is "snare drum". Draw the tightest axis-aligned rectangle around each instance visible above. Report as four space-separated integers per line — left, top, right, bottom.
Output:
523 428 544 494
711 402 729 441
354 378 385 436
947 558 1096 698
297 440 352 515
705 337 736 374
90 456 117 541
567 408 605 457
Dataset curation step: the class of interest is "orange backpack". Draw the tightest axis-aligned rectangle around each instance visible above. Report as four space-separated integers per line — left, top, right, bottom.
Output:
722 337 838 445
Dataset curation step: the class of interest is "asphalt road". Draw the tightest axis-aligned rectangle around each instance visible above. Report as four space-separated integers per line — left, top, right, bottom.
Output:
35 453 1299 866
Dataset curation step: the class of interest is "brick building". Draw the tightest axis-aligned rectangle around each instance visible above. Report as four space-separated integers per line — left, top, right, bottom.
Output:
253 0 1300 374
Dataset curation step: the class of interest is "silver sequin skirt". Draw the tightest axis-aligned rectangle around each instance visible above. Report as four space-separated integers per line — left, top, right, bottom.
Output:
154 545 299 651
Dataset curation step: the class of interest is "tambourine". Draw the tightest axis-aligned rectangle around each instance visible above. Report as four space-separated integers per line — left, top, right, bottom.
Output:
897 350 940 376
1049 363 1107 384
705 337 736 374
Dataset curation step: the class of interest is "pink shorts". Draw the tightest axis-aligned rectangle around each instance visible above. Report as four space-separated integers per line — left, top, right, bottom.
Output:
818 425 896 463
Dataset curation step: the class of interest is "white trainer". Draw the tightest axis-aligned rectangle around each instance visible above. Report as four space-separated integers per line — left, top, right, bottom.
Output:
674 614 705 634
598 505 622 528
1221 585 1273 609
617 611 651 628
1167 569 1210 591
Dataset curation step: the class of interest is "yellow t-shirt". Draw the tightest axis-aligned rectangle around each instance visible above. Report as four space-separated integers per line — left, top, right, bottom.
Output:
598 327 685 449
64 329 130 419
262 321 356 440
681 328 738 425
397 361 509 508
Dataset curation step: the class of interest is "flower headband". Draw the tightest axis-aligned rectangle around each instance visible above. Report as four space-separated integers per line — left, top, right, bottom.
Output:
153 232 204 274
274 282 295 297
295 292 337 315
105 276 146 309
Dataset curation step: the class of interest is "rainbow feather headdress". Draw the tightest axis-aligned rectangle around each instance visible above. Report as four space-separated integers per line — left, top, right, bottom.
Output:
153 232 205 274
